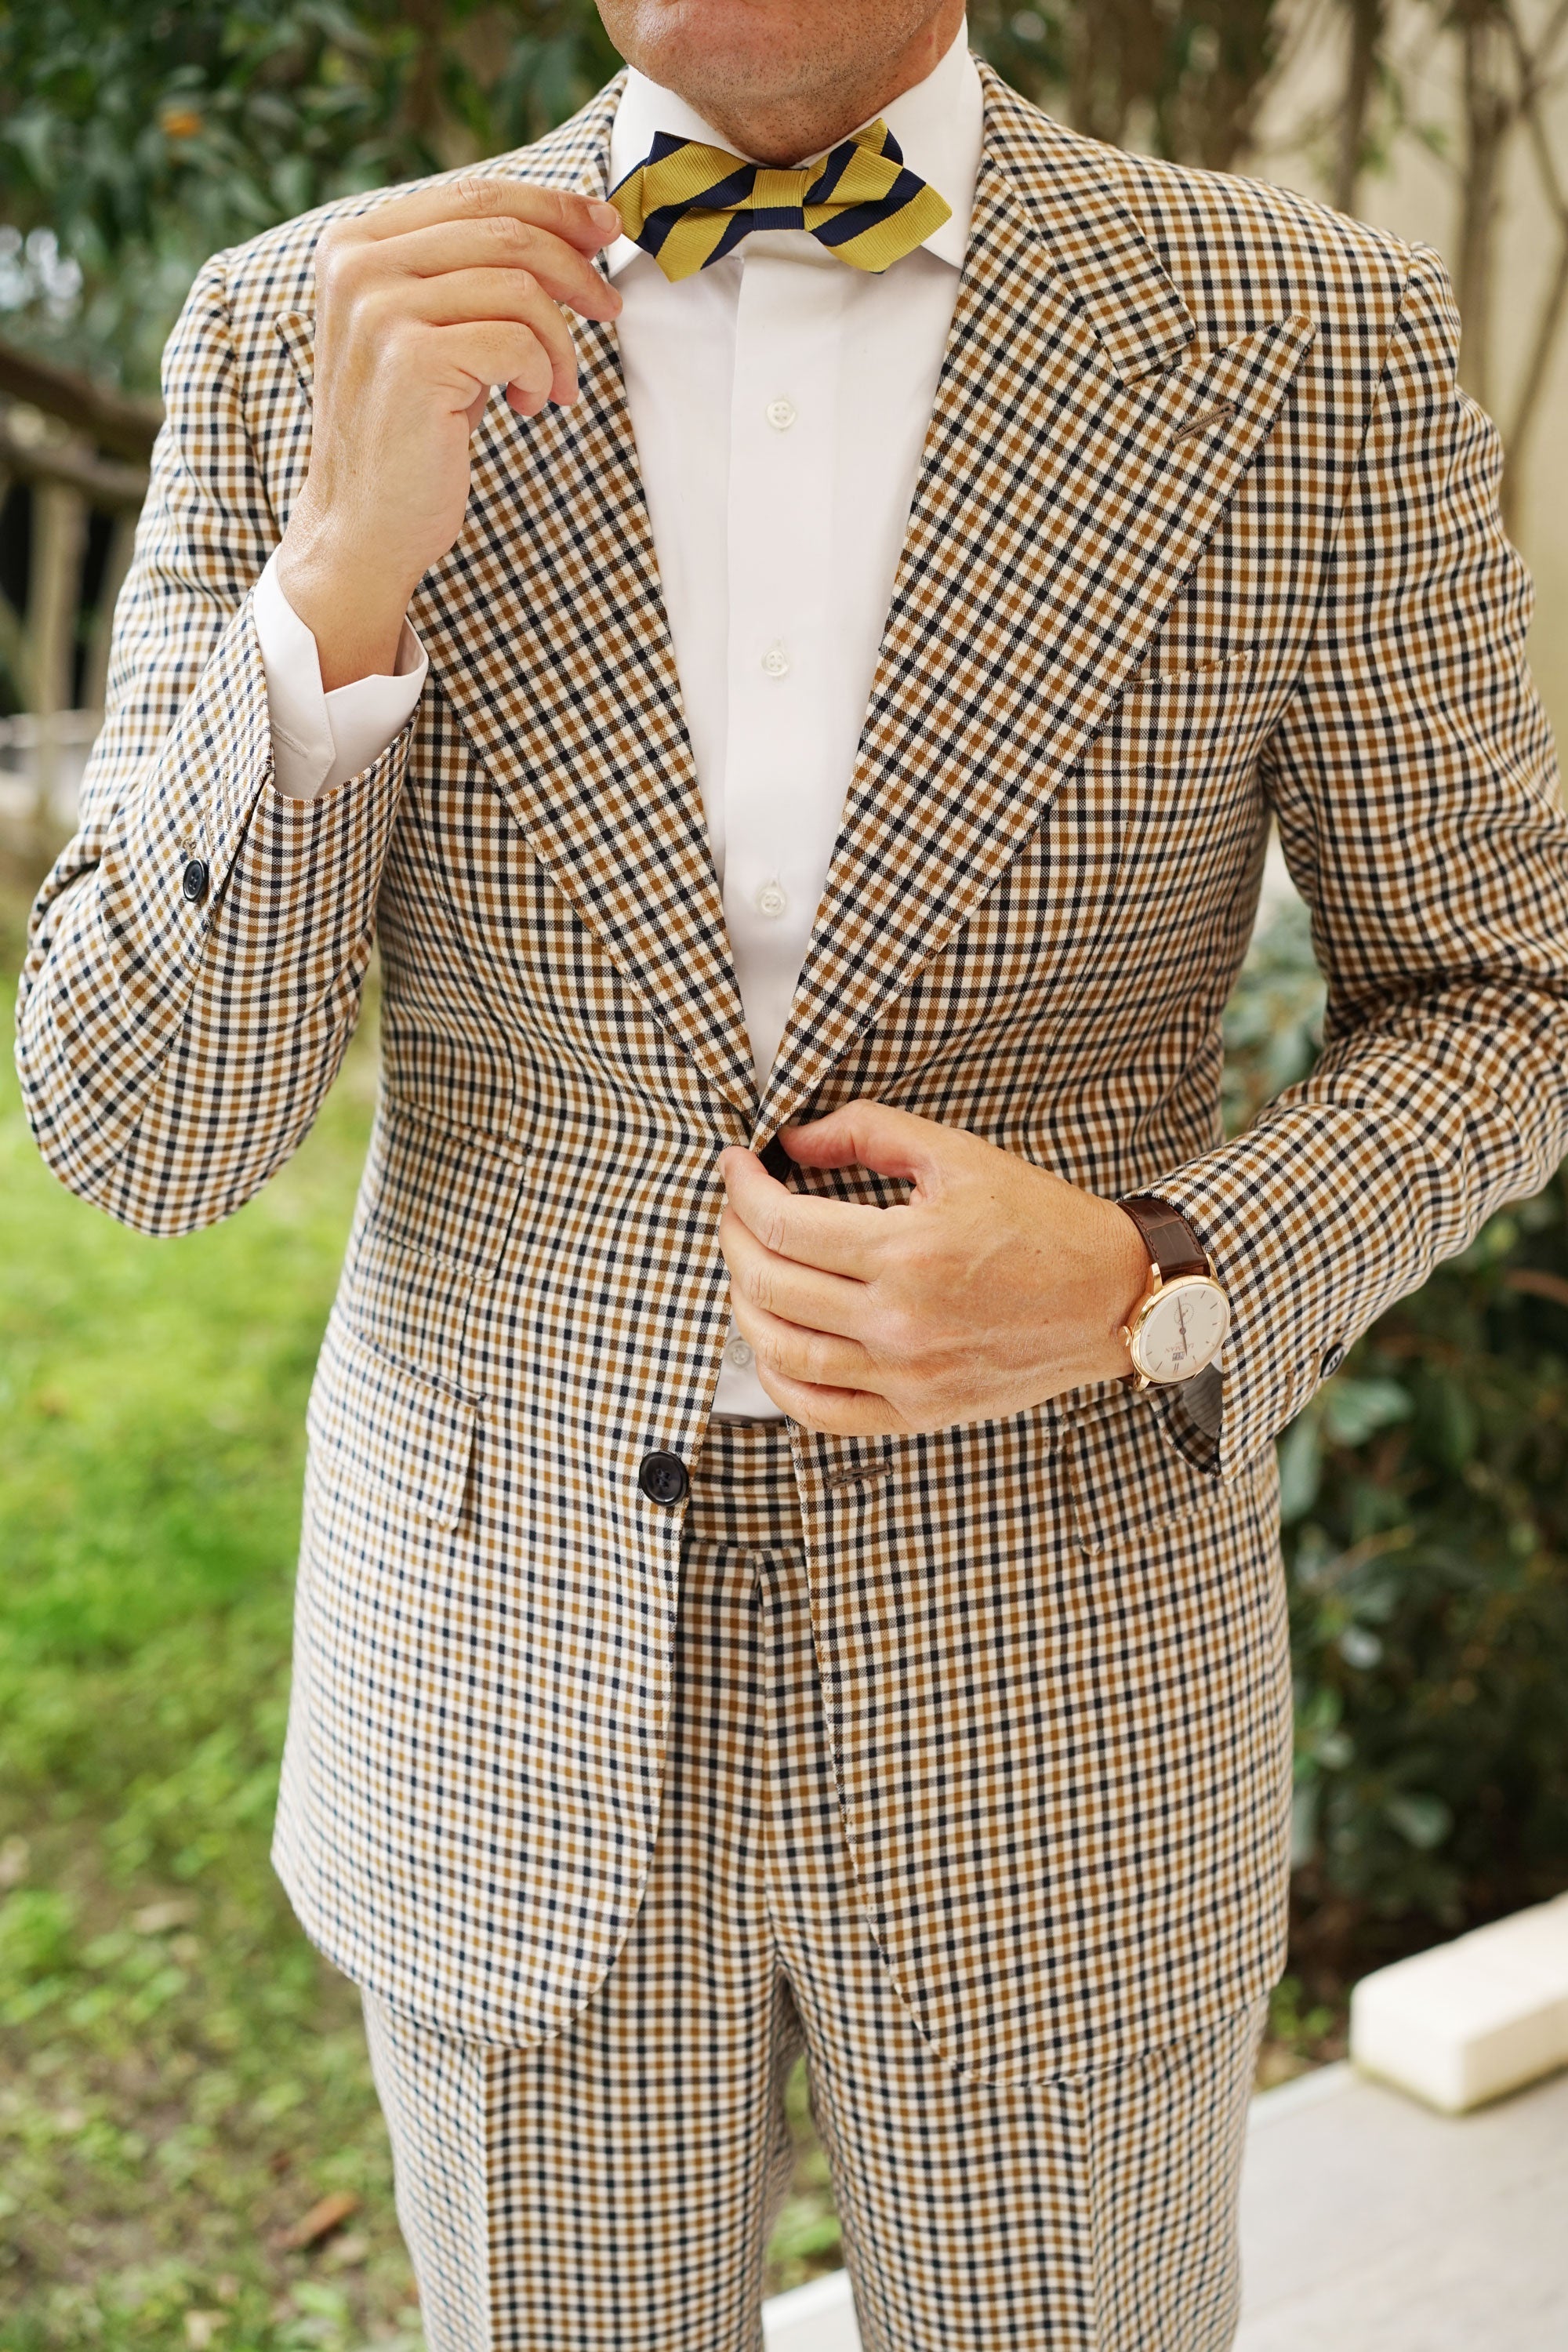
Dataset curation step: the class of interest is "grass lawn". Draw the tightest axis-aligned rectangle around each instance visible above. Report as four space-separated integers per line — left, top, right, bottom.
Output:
0 874 1330 2351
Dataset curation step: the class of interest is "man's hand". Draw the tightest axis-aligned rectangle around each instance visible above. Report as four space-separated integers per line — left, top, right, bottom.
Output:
717 1101 1151 1436
276 177 624 691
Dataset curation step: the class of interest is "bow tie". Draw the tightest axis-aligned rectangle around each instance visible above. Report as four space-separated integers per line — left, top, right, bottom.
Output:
608 118 952 283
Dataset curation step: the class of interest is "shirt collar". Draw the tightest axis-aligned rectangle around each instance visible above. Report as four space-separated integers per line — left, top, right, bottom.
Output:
604 17 982 279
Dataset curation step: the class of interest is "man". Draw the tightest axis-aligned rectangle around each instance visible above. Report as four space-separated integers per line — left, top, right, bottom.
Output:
16 0 1568 2342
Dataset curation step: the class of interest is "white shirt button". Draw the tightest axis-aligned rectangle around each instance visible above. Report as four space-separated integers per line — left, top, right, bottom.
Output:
760 643 790 678
754 880 788 918
766 397 798 431
726 1337 755 1368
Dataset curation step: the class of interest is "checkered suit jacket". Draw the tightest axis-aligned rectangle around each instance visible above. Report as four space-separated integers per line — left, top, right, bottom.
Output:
17 65 1568 2079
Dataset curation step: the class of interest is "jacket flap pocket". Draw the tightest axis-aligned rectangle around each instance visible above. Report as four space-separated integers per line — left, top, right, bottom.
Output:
1065 1388 1232 1555
308 1320 477 1534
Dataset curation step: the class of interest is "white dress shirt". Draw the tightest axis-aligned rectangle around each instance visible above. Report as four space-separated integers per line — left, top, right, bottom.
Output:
256 24 983 1417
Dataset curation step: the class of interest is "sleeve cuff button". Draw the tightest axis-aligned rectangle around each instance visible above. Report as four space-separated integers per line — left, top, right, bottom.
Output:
1319 1341 1346 1379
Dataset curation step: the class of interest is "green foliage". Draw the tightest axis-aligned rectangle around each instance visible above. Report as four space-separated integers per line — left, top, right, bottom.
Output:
1223 902 1568 1941
0 0 620 389
0 955 417 2348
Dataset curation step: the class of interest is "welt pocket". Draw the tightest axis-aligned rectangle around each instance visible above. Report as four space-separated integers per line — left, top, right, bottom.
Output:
307 1319 478 1534
1087 648 1269 784
1121 647 1260 691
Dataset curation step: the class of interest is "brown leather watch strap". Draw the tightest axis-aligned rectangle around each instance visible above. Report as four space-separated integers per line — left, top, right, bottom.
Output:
1116 1194 1209 1280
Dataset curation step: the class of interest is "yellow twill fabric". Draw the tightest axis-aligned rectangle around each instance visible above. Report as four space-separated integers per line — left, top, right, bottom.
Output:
608 117 952 281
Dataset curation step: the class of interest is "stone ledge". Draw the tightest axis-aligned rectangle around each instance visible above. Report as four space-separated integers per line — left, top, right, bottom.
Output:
1350 1891 1568 2113
762 2264 858 2350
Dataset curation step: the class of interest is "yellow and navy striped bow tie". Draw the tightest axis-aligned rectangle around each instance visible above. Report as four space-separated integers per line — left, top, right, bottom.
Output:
608 118 951 283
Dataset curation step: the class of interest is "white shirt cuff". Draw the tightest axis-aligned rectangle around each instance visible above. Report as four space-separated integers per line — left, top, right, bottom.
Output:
254 550 427 800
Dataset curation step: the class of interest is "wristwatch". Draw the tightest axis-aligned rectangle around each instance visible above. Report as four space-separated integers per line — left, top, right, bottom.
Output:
1116 1194 1231 1388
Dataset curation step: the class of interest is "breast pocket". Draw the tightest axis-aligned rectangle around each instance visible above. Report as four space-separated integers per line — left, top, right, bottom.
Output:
1073 652 1276 998
1096 650 1269 834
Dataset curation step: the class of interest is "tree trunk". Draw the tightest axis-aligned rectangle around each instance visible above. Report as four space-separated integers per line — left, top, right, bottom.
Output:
1454 0 1513 410
1501 229 1568 539
1334 0 1385 213
27 482 89 857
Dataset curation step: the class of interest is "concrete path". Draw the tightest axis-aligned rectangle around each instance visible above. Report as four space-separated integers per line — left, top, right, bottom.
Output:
761 2061 1568 2350
1236 2060 1568 2350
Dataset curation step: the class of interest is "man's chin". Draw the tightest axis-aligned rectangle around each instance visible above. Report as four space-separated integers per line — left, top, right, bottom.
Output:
604 0 850 108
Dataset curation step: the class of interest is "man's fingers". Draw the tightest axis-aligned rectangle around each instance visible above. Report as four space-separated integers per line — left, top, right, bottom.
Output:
747 1359 908 1438
718 1148 891 1275
379 270 579 397
350 175 622 256
730 1287 872 1392
426 321 556 412
779 1098 948 1189
358 215 622 321
719 1207 869 1339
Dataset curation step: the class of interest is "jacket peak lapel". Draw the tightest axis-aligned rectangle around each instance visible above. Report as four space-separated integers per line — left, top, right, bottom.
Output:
755 74 1316 1143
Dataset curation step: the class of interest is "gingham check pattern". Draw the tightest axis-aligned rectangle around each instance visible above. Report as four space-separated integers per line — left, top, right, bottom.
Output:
16 64 1568 2074
607 117 952 280
363 1419 1268 2352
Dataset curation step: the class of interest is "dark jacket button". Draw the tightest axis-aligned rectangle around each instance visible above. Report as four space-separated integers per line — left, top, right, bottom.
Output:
637 1450 689 1506
1320 1342 1346 1380
181 857 210 905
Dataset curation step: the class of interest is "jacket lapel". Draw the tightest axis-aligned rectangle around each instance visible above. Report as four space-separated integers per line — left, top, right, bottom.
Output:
755 71 1316 1144
275 74 1315 1137
278 82 759 1120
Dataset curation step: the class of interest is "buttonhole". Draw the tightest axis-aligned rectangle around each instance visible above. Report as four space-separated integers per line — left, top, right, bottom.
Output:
823 1462 892 1492
1171 397 1238 446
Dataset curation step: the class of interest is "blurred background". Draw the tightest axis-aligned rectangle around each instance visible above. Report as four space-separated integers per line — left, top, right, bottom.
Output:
1 5 1565 2349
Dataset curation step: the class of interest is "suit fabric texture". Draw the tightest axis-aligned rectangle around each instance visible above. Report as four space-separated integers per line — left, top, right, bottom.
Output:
16 67 1568 2094
361 1415 1268 2352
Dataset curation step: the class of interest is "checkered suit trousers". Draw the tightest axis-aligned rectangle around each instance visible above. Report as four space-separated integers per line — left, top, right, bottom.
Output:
362 1420 1267 2352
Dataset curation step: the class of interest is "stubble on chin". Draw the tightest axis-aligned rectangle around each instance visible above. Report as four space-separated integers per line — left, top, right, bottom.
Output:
595 0 956 159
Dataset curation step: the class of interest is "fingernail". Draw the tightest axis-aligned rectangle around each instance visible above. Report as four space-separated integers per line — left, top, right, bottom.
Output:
591 201 622 235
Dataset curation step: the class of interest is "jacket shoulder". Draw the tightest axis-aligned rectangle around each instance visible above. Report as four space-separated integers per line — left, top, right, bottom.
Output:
1115 143 1412 340
984 72 1414 352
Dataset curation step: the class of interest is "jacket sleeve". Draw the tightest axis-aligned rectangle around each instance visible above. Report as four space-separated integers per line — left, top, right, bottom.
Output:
1149 244 1568 1479
13 250 416 1236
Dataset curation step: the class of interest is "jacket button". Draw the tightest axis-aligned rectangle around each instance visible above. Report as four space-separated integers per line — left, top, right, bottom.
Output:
1319 1342 1346 1380
637 1450 689 1506
180 857 210 905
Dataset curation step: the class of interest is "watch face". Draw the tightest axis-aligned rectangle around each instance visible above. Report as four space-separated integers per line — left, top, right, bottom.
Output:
1134 1277 1229 1384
